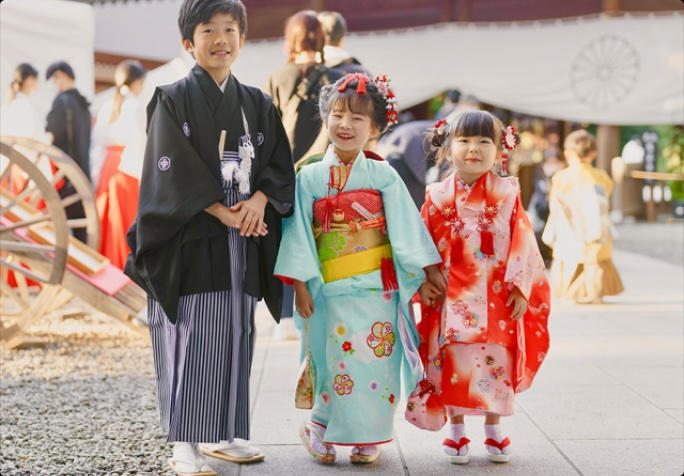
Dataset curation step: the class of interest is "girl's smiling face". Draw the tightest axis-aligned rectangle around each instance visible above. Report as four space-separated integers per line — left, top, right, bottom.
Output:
449 135 499 185
326 105 379 163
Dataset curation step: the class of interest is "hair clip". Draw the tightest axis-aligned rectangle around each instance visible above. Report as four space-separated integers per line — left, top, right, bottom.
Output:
374 74 399 126
500 126 519 176
338 73 370 94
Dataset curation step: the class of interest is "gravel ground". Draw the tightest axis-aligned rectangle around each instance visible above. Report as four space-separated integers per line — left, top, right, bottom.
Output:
0 313 173 475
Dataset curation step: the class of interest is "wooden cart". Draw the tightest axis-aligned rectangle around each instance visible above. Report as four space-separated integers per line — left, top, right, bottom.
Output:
1 137 147 349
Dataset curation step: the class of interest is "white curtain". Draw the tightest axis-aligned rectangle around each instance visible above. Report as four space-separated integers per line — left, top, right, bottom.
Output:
234 13 683 125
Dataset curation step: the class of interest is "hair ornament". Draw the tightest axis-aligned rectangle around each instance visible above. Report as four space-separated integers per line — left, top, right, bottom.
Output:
431 118 451 147
500 126 520 176
373 74 399 126
338 72 370 95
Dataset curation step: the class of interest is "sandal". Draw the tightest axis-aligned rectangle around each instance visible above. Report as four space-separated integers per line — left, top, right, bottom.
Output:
484 437 511 463
299 422 336 463
443 437 470 464
199 439 265 464
167 457 217 476
350 445 381 464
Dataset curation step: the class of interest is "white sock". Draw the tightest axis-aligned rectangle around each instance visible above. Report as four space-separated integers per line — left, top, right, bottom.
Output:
352 445 378 455
444 423 468 456
309 421 336 456
484 424 509 455
172 442 205 471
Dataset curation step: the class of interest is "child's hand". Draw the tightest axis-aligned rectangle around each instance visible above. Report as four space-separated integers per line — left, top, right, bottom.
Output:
294 281 314 318
230 191 269 237
424 264 447 295
506 287 528 320
419 281 443 307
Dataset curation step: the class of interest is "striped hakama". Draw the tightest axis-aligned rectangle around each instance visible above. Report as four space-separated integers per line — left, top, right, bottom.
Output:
148 156 257 443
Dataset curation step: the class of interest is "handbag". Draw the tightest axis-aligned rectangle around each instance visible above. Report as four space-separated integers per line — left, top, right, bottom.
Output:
405 378 447 431
294 321 316 409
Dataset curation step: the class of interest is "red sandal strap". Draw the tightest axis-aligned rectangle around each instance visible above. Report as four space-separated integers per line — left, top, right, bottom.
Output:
442 437 470 450
484 437 511 450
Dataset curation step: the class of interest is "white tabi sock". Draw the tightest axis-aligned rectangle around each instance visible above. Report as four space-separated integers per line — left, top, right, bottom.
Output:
444 423 468 456
484 424 509 455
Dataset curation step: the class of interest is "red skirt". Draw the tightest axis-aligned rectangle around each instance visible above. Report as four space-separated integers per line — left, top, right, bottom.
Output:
96 145 139 270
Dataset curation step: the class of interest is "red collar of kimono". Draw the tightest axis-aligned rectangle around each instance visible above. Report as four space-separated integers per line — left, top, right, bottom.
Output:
441 173 500 264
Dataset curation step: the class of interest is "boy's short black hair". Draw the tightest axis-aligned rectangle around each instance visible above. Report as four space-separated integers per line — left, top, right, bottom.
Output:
178 0 247 42
46 61 75 80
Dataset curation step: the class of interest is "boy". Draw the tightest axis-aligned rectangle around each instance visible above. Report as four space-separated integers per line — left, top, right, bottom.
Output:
124 0 295 473
542 129 623 303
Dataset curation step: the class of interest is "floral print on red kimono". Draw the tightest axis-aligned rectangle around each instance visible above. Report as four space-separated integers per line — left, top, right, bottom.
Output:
417 171 550 416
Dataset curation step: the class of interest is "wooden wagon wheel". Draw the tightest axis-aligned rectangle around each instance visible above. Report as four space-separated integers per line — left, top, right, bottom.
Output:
0 136 100 249
0 142 70 347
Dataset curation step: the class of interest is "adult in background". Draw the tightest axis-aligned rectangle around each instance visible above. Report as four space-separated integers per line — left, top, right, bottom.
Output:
92 60 147 269
46 61 91 242
266 10 343 339
266 10 343 167
1 63 40 138
317 11 370 77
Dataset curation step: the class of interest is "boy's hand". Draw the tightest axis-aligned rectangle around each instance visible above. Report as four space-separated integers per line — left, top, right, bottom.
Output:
424 264 447 295
419 281 443 307
294 281 314 318
506 287 528 320
230 191 268 237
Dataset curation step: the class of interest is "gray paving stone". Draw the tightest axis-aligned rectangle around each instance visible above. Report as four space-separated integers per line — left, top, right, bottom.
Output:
517 383 683 440
664 408 684 425
241 443 405 475
597 365 684 409
555 438 684 476
250 391 306 445
395 408 578 476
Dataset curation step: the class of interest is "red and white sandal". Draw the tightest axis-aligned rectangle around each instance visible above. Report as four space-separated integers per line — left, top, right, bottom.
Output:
442 437 470 464
484 437 511 463
299 422 336 463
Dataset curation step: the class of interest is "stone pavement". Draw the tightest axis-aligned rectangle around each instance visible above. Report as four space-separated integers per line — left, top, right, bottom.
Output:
210 248 683 476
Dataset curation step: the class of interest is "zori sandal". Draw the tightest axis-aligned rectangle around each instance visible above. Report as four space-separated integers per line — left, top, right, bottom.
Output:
484 437 511 463
443 437 470 464
299 422 336 463
350 445 381 464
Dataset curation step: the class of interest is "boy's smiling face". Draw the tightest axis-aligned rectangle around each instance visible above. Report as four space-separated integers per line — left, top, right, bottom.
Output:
182 12 244 84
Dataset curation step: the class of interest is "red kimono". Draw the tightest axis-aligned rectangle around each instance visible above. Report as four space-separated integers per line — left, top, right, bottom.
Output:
418 171 550 416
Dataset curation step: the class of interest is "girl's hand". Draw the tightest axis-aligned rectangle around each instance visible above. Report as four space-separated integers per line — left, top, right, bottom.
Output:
230 191 269 237
294 281 314 318
506 287 528 320
424 264 447 295
419 281 443 307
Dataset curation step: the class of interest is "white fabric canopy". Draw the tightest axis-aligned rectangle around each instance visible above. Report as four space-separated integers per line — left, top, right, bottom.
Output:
0 0 95 119
233 13 682 125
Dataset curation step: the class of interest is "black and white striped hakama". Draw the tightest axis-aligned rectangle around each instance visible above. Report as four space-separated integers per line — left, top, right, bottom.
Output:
148 180 257 443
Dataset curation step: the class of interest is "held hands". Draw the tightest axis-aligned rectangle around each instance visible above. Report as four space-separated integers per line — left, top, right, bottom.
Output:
204 201 267 236
230 190 269 237
419 264 447 307
506 286 528 320
294 280 314 318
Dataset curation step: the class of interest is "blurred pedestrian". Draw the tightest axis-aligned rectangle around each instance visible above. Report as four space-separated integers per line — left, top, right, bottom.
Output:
266 10 343 339
317 11 371 76
527 147 565 267
92 60 147 269
1 63 40 137
542 129 624 303
415 110 550 465
266 10 343 166
46 60 91 242
274 73 441 464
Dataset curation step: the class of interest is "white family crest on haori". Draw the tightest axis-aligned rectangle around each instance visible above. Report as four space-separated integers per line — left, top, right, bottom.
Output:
157 156 171 171
220 108 254 195
182 122 191 137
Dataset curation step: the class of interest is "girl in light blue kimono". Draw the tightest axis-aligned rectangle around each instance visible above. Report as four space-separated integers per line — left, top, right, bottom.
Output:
274 73 444 464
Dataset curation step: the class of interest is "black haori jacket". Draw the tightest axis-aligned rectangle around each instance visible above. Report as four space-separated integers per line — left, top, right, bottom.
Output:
125 65 295 323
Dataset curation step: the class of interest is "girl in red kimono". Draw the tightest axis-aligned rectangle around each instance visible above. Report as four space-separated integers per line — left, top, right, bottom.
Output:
416 110 550 464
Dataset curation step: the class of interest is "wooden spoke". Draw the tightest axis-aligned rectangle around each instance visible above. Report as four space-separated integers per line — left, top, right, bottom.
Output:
0 183 40 216
60 193 82 209
50 169 66 187
0 241 55 254
0 214 52 234
0 258 51 284
66 218 89 229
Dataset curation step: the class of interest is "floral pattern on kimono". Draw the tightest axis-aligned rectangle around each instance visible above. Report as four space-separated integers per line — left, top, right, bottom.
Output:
417 171 550 415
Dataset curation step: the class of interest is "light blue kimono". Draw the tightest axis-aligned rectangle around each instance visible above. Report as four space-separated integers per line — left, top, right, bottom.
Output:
274 147 441 445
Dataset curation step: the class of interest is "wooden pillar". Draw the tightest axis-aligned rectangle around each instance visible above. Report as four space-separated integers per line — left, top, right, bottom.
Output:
602 0 621 16
596 125 620 175
441 0 455 23
311 0 324 12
